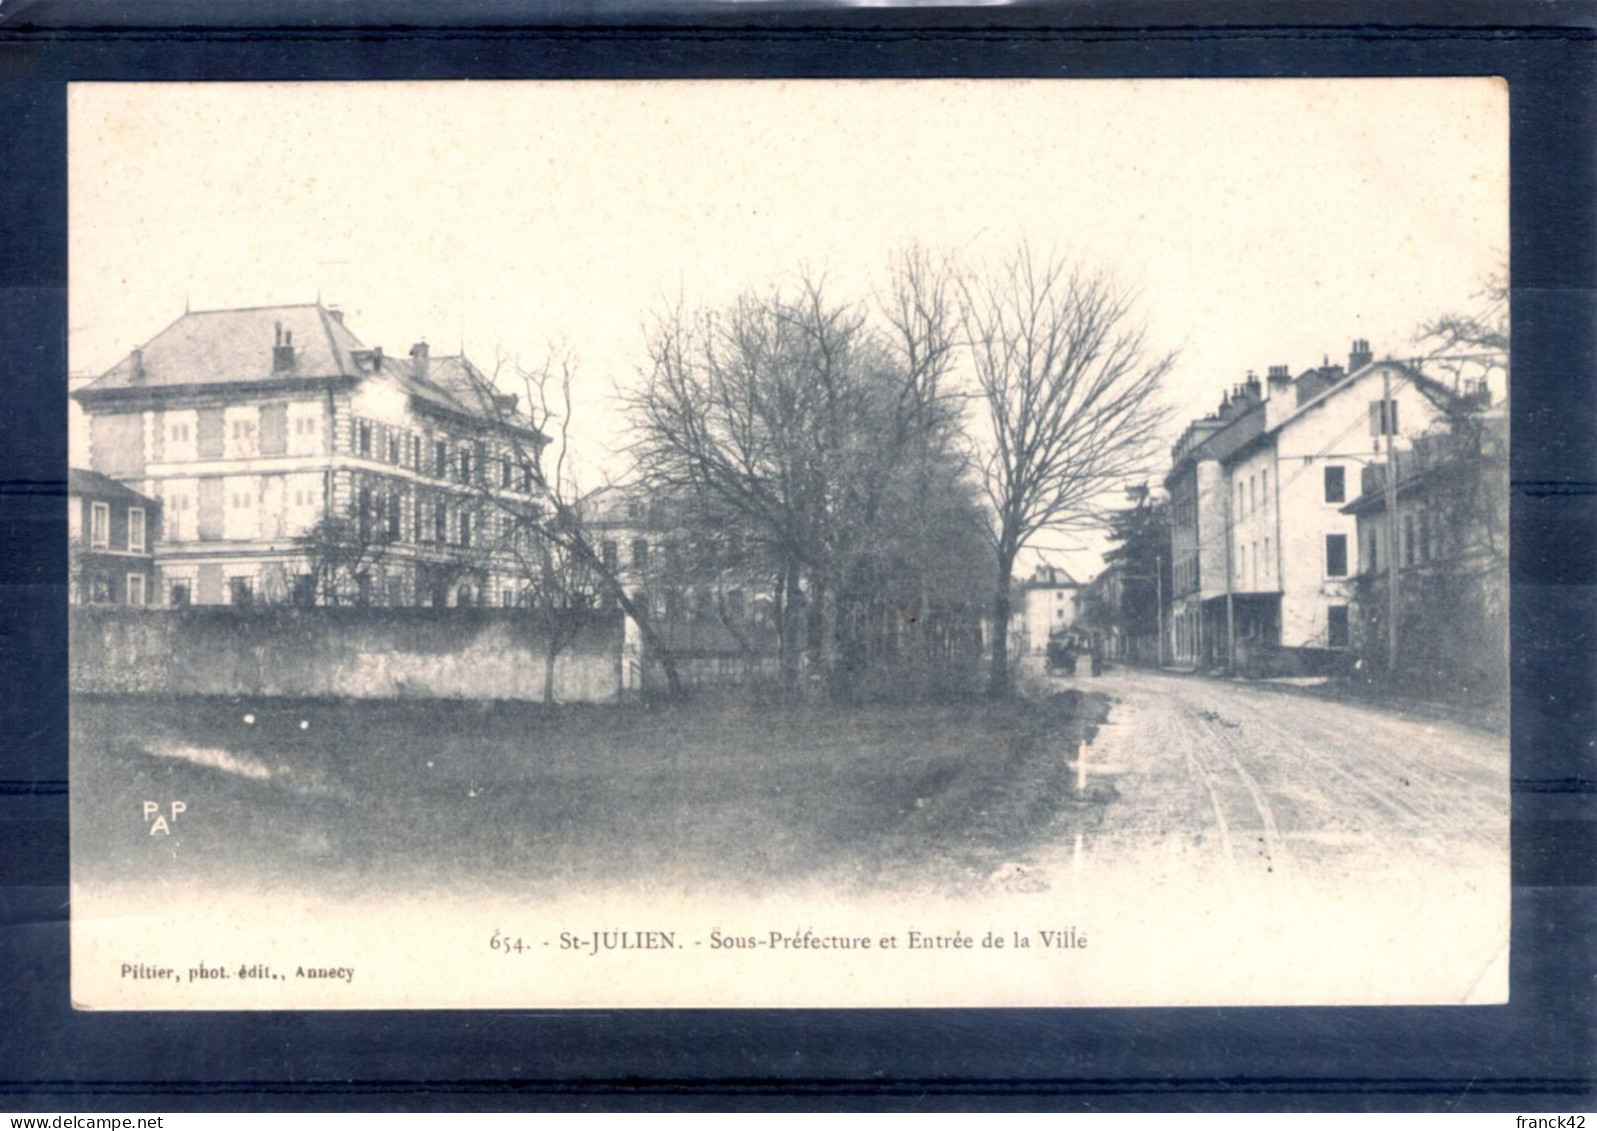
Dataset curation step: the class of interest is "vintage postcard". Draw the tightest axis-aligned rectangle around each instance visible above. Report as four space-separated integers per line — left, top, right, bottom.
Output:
68 79 1509 1009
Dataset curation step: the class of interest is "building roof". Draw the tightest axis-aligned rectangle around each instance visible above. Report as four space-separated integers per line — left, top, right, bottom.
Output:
83 304 361 390
75 303 545 439
1167 356 1460 485
67 467 160 506
1224 359 1456 467
1021 564 1080 589
1340 412 1507 518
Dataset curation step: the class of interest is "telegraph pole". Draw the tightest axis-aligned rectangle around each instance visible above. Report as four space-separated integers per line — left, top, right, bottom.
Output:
1384 366 1400 672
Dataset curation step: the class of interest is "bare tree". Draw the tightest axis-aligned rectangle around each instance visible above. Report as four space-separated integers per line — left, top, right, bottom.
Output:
628 280 850 692
470 348 686 696
295 513 393 606
960 246 1175 697
627 260 981 700
1415 269 1509 398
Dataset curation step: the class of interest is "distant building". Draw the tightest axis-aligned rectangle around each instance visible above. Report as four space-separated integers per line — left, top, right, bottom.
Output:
1165 339 1457 672
68 468 161 605
578 483 779 690
71 303 547 607
1013 564 1081 655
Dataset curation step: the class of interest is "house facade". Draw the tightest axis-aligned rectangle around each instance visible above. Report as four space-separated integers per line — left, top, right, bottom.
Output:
68 468 162 605
1014 564 1081 656
1165 340 1454 672
1341 400 1507 700
71 303 547 607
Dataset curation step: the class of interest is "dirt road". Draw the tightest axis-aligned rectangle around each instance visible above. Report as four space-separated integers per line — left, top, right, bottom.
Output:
1042 665 1509 886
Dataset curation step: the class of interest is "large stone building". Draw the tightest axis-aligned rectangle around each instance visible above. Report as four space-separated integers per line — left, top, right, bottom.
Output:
71 303 547 607
1165 340 1456 671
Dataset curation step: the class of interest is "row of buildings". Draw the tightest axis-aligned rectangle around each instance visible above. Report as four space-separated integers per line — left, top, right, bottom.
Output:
1066 337 1505 685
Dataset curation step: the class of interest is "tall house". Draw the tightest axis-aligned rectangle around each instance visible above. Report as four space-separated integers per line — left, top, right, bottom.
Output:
72 303 547 607
1016 564 1082 655
1165 340 1456 670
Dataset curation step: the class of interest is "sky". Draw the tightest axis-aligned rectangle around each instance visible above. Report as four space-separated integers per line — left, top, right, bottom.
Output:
69 79 1507 579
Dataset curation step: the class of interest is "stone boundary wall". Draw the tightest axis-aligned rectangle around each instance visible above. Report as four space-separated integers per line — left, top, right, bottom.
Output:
70 607 624 703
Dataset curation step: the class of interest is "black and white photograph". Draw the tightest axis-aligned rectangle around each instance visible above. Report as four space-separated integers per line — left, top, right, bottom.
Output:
67 78 1510 1009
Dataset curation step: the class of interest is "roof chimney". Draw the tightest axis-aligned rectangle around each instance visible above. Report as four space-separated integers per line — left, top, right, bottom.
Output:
326 304 345 325
409 341 429 380
129 346 145 384
1349 338 1374 372
372 346 384 372
272 323 296 374
1264 365 1292 428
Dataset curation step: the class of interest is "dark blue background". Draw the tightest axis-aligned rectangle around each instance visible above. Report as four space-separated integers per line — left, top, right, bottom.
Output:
1 2 1592 1111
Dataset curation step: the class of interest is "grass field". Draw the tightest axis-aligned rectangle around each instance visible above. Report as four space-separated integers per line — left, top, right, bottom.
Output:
71 690 1109 898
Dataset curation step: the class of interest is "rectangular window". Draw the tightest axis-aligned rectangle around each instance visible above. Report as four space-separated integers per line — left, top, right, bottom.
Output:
126 573 146 606
602 539 619 572
357 486 372 541
90 501 110 548
259 403 288 456
1419 511 1432 562
435 503 448 544
197 408 225 459
500 458 512 489
1325 533 1348 578
169 581 191 607
1263 537 1270 580
127 507 146 553
1367 531 1379 574
458 448 472 484
229 576 253 608
1327 605 1350 649
388 493 402 541
632 537 649 569
521 466 534 493
1261 469 1268 508
388 432 401 464
1236 482 1245 519
1249 475 1257 516
435 440 448 478
197 478 224 541
1324 465 1346 503
358 421 372 456
459 511 471 547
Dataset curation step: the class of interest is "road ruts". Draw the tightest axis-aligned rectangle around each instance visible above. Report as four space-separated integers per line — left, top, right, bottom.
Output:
1035 662 1508 882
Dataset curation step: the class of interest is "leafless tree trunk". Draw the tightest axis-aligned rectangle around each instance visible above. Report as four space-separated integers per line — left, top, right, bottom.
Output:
471 348 685 696
960 245 1175 698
